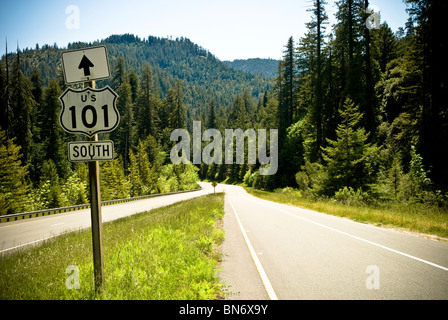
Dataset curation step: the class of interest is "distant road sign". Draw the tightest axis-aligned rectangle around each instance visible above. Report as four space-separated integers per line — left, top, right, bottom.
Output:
61 46 110 84
59 86 119 137
68 141 114 162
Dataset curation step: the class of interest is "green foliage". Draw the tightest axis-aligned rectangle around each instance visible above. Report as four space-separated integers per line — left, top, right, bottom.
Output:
100 158 130 201
0 128 31 214
295 161 327 197
63 171 88 205
129 140 153 196
35 159 68 209
0 194 226 300
165 80 186 130
40 79 70 179
2 2 448 215
9 53 35 164
223 58 279 78
334 186 370 205
135 63 160 138
321 99 380 195
177 162 200 191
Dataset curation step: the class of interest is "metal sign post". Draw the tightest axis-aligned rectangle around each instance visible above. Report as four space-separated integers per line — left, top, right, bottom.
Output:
85 80 105 292
60 46 118 293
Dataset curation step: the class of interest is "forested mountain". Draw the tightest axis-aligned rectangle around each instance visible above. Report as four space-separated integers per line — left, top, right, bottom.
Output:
0 33 273 214
1 0 447 216
223 58 279 78
4 34 271 122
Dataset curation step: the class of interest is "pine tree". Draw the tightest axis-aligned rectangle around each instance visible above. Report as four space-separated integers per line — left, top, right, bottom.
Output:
9 50 35 164
128 149 143 197
135 64 160 139
375 22 398 74
28 68 45 184
299 0 329 162
111 82 135 170
321 98 379 195
165 80 186 130
404 0 448 189
227 95 249 129
100 157 130 200
334 0 365 104
40 79 71 179
207 100 216 128
0 59 8 136
361 0 380 138
276 37 298 141
129 140 152 196
112 56 127 90
128 69 139 103
0 128 30 214
38 159 67 209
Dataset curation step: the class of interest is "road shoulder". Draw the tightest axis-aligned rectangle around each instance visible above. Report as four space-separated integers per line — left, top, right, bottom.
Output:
218 194 269 300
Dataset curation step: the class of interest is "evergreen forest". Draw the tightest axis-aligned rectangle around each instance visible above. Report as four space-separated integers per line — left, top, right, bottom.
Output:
1 0 447 215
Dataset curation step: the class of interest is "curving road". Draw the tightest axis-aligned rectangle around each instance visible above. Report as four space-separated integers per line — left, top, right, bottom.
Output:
2 181 447 300
219 184 448 300
0 184 213 254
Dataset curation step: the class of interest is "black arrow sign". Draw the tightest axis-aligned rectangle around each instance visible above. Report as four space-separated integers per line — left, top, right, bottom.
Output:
78 55 94 76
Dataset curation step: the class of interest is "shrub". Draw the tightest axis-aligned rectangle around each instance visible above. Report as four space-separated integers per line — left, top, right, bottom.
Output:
334 186 369 206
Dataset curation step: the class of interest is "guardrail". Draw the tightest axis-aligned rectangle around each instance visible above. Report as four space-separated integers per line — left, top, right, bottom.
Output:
0 187 202 223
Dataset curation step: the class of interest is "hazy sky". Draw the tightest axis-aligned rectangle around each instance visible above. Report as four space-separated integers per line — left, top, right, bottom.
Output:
0 0 409 61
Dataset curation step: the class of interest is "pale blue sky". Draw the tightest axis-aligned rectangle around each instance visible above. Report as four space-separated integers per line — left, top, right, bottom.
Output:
0 0 409 61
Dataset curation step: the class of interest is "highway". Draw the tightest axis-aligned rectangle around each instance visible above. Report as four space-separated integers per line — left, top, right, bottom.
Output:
0 185 213 254
219 184 448 300
1 181 447 299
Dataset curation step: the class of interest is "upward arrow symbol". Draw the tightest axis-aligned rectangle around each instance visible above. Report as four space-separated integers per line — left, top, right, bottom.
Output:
78 55 94 76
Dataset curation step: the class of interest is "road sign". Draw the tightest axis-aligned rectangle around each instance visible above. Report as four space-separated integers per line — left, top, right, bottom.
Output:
59 86 119 137
68 140 114 162
61 46 110 84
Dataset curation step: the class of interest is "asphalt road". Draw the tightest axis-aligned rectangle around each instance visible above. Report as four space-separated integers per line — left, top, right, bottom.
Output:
2 182 447 300
0 185 213 254
219 184 448 300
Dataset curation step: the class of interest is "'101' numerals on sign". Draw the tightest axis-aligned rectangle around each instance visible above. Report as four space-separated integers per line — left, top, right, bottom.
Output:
69 104 110 129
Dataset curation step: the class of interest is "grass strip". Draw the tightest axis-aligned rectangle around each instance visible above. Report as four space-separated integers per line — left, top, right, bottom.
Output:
0 193 225 300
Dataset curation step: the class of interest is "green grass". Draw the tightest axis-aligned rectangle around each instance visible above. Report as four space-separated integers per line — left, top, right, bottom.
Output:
244 187 448 239
0 193 226 300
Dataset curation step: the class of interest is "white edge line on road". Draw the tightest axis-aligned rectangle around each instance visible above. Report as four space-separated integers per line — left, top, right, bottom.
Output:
243 192 448 272
226 194 279 300
0 236 53 254
50 223 65 227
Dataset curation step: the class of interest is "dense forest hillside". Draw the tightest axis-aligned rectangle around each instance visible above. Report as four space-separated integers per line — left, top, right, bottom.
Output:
4 34 271 122
1 0 448 216
0 33 272 214
223 58 279 78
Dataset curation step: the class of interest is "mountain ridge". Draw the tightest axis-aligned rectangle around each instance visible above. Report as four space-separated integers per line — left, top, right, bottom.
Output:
223 58 279 79
6 33 272 119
